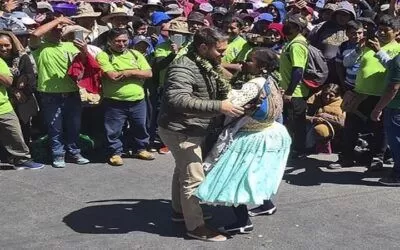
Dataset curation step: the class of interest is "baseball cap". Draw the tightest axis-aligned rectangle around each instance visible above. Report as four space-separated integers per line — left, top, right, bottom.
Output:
151 11 171 26
257 13 273 22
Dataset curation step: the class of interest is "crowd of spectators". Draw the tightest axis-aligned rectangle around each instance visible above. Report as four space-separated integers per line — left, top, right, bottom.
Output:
0 0 399 186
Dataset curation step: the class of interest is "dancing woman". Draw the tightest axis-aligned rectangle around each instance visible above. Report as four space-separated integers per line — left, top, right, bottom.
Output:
196 48 292 234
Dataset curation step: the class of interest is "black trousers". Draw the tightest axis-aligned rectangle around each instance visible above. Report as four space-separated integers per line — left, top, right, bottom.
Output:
341 96 387 163
232 205 249 225
284 97 308 152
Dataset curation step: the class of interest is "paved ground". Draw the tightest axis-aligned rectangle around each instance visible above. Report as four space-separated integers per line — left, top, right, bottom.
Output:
1 153 399 250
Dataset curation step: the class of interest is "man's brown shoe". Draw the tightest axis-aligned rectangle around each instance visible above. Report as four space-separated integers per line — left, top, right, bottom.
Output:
187 225 227 242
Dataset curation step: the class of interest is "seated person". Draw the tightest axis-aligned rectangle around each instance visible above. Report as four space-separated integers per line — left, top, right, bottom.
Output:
306 84 346 154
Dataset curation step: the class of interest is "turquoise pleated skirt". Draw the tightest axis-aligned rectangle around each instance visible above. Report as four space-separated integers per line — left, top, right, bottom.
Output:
195 122 291 206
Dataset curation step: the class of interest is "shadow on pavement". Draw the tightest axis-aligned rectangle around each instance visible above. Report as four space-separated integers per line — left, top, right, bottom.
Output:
283 157 389 187
63 199 234 238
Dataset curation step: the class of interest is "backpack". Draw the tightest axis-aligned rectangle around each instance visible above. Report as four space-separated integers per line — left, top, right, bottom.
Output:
287 40 328 89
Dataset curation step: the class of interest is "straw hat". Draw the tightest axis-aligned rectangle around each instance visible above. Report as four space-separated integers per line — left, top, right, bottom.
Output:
167 19 192 34
101 9 132 23
71 2 101 19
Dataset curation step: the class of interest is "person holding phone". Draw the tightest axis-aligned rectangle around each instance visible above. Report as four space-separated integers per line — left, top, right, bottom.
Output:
30 16 90 168
329 15 400 170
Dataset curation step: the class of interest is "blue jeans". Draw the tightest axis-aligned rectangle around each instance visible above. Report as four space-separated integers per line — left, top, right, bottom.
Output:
103 98 149 156
40 92 82 158
384 108 400 177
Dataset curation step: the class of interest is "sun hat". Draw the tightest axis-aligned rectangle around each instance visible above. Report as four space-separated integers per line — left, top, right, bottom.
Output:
151 11 171 25
101 9 132 23
167 19 192 34
143 0 165 11
71 2 101 19
165 4 184 16
187 11 205 24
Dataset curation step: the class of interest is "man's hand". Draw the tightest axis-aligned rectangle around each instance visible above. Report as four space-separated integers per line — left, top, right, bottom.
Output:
73 39 88 53
283 95 292 103
220 100 245 117
367 37 381 53
56 16 75 26
371 108 382 122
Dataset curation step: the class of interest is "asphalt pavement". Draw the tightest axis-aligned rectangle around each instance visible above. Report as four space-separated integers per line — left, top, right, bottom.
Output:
1 153 399 250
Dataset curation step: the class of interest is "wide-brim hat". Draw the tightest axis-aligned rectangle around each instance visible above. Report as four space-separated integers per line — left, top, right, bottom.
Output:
101 12 132 23
71 2 101 19
165 4 183 16
167 19 193 34
143 0 165 11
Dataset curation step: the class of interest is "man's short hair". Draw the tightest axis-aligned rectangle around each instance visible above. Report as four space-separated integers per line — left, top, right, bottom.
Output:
192 27 228 50
346 20 364 31
377 14 400 31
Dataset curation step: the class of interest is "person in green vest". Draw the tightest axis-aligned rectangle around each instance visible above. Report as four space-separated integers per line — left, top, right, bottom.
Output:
221 15 247 75
0 56 43 170
30 16 90 168
150 19 193 153
96 28 154 166
279 14 309 158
